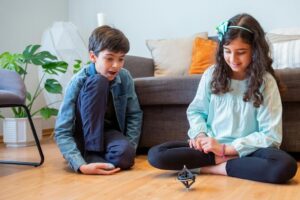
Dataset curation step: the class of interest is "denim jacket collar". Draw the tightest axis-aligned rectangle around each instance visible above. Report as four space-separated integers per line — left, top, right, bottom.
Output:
88 63 97 75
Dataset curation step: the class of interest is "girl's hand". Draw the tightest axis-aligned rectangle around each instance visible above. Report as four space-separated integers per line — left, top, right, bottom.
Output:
189 133 207 151
79 163 121 175
199 137 223 156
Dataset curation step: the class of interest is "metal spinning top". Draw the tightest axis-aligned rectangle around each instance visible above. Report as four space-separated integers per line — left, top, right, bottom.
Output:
177 165 196 189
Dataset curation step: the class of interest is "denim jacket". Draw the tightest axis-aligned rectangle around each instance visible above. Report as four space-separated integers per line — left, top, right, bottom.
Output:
55 63 143 172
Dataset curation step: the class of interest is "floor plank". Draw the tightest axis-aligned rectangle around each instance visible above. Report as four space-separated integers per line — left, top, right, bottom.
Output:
0 139 299 200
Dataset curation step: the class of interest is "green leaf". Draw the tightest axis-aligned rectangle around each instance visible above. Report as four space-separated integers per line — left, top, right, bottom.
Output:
40 107 58 119
0 110 4 119
22 45 57 65
23 44 40 58
73 59 82 74
26 91 32 101
42 61 68 75
44 79 62 94
12 107 27 118
0 52 25 75
22 45 41 64
31 51 57 65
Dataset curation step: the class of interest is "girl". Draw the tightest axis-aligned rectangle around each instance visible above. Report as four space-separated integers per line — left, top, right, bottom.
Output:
148 13 297 183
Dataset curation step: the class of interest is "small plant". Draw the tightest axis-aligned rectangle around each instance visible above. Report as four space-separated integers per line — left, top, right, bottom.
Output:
73 59 82 74
72 59 91 74
0 44 68 119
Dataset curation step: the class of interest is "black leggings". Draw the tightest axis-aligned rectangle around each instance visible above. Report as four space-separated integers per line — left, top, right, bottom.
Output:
148 141 298 184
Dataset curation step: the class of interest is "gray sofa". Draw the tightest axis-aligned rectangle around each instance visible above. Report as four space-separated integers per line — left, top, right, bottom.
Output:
124 55 300 152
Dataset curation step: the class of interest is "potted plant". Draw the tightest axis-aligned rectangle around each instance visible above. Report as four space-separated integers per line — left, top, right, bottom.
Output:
0 44 68 147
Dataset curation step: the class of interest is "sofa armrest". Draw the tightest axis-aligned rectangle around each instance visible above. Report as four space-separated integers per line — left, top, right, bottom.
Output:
124 55 154 78
276 68 300 102
134 75 201 106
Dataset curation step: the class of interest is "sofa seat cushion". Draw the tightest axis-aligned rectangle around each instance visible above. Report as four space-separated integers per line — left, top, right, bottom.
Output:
134 76 201 105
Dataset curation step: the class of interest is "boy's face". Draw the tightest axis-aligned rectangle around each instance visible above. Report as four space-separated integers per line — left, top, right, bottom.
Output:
89 50 126 81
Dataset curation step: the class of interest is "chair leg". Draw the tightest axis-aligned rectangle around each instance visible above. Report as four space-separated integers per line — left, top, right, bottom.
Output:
0 105 44 167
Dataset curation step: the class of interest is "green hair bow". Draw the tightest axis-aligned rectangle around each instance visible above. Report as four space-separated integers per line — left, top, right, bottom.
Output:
216 20 229 41
216 20 253 41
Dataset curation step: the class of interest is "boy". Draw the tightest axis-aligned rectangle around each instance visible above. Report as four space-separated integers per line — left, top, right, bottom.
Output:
55 25 143 175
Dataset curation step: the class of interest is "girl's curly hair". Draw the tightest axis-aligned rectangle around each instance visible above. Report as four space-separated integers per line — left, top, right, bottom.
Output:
211 13 285 107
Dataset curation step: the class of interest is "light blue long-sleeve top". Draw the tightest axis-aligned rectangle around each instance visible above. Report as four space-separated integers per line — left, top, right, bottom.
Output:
187 66 282 157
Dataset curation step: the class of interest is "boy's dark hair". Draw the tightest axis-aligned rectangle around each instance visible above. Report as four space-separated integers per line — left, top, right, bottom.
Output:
212 13 285 107
88 25 130 56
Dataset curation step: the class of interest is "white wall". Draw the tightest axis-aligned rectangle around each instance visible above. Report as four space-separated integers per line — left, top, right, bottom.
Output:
69 0 300 57
0 0 68 134
1 0 300 133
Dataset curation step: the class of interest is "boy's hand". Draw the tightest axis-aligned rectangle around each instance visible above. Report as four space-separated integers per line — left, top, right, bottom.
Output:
79 163 121 175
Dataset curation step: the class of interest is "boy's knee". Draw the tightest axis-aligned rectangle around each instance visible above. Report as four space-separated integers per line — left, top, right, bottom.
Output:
78 74 109 112
82 75 109 95
110 141 136 169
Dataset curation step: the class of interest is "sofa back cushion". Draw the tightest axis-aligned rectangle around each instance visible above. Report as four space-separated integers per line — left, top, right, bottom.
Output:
146 33 208 77
134 76 201 105
124 55 154 78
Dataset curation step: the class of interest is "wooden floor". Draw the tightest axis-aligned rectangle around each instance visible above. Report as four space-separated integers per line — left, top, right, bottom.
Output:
0 138 300 200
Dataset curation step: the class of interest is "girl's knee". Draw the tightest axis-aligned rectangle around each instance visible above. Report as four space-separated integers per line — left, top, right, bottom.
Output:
147 146 158 167
268 156 298 183
147 145 167 169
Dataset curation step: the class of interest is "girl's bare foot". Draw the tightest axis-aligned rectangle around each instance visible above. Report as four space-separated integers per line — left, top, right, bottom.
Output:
200 155 237 175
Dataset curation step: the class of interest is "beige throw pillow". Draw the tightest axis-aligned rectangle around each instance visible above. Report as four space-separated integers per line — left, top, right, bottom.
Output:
146 33 208 77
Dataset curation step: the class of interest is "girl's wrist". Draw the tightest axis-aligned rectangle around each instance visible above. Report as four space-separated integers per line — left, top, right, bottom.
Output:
221 144 226 158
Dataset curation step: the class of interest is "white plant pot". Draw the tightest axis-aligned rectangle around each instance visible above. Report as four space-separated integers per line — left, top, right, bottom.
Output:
3 116 42 147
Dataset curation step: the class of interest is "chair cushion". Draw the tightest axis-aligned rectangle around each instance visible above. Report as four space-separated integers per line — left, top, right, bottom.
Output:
0 90 25 105
0 69 26 105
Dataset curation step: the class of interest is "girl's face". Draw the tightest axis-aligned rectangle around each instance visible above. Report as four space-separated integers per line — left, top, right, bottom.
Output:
89 50 125 81
223 37 252 80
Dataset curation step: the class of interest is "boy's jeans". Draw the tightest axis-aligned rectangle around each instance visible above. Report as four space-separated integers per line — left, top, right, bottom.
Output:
74 74 135 169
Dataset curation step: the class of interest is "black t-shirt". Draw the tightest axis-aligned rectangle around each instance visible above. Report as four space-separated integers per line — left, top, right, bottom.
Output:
104 91 120 131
